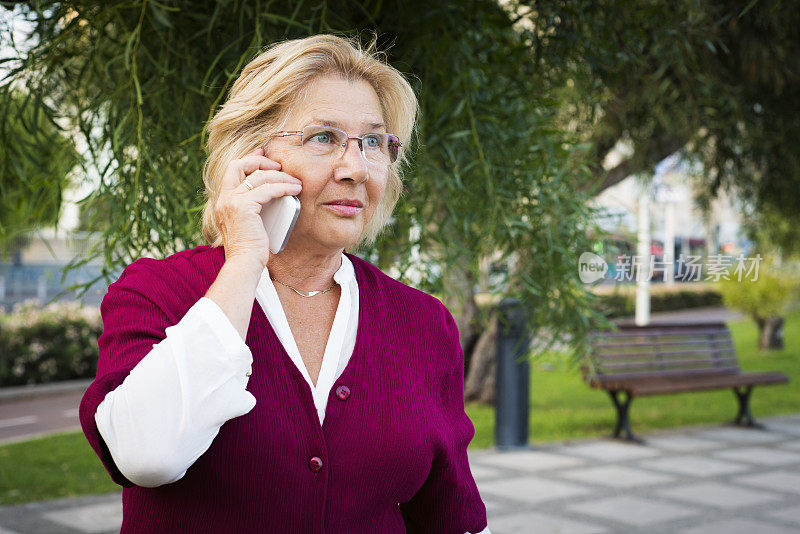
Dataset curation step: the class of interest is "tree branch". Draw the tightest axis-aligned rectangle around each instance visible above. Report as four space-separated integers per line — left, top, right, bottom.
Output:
578 135 687 195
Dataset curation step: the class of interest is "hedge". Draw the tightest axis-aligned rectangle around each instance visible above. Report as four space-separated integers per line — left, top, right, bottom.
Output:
0 301 101 387
595 286 722 319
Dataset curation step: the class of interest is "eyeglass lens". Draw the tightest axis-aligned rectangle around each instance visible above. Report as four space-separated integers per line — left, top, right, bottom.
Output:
300 125 399 164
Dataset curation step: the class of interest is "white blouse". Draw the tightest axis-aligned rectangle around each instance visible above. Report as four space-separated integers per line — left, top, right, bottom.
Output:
94 253 490 533
255 253 359 425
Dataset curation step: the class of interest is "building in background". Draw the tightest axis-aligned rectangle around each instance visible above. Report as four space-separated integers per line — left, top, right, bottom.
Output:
589 154 750 285
0 178 107 311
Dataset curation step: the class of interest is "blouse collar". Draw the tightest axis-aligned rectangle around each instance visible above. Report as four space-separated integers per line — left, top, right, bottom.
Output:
263 252 355 288
334 253 355 286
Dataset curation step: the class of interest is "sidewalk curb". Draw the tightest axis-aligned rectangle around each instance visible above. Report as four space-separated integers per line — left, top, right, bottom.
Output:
0 379 92 403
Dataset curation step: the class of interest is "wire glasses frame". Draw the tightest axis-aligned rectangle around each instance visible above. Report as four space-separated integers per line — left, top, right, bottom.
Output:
268 125 402 165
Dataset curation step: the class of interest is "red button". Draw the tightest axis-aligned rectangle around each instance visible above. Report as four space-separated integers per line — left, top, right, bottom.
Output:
336 385 351 400
309 456 323 472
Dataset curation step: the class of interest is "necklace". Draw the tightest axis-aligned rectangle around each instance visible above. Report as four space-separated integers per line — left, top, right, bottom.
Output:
270 276 338 298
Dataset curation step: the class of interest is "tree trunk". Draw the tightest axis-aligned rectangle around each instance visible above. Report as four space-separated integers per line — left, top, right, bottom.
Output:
756 316 785 350
464 313 497 404
440 255 500 404
441 261 480 367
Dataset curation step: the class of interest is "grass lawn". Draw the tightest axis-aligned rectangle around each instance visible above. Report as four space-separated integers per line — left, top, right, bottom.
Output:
466 310 800 449
0 432 119 505
1 310 798 505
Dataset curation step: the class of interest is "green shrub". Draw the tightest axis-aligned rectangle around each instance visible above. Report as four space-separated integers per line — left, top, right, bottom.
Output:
0 301 101 386
596 286 722 318
715 258 800 320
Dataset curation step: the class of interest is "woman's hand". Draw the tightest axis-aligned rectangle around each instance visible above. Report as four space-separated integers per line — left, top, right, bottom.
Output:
213 147 302 268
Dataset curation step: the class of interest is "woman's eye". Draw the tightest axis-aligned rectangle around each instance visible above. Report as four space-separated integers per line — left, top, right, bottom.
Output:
310 132 331 143
364 135 381 148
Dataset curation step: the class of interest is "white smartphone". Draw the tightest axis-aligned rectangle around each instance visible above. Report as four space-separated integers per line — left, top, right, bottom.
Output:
261 195 300 254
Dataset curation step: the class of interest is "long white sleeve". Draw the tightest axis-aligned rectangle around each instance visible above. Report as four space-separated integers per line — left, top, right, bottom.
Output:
94 297 256 488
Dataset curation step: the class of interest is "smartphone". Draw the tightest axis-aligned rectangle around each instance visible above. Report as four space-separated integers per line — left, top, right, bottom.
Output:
261 195 300 254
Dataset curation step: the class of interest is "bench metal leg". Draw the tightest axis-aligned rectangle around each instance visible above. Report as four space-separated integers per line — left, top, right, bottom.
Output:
733 386 764 428
609 390 642 442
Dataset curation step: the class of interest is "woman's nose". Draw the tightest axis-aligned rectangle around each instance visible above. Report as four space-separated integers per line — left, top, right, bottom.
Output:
335 139 369 183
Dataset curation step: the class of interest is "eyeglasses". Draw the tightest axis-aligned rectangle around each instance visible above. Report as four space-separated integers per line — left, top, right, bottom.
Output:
268 125 402 165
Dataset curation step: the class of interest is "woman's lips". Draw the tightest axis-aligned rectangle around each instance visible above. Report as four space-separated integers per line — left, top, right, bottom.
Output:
324 204 362 217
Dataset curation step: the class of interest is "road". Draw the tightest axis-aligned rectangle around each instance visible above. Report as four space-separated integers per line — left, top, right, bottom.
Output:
0 389 85 445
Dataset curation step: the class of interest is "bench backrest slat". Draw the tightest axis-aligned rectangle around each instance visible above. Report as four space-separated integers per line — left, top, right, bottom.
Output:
594 346 734 360
600 357 739 372
585 322 740 380
592 367 741 382
594 338 734 350
591 327 731 338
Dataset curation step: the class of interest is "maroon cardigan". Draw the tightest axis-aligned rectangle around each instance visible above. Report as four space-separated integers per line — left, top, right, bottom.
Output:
79 245 489 533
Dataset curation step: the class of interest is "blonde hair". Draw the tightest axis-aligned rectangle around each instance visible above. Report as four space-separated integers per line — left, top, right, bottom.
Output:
201 34 418 250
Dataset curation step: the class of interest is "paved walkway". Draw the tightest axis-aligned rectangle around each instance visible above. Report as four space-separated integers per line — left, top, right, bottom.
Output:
615 305 744 326
2 415 800 533
474 415 800 533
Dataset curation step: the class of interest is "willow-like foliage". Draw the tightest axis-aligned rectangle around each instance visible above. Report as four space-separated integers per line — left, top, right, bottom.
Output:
1 1 608 361
520 0 800 225
0 88 79 257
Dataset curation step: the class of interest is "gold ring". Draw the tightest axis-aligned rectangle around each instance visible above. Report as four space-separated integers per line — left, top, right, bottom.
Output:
242 178 254 191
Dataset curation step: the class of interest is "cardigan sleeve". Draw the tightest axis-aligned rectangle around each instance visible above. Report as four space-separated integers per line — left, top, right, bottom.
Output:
79 264 256 488
79 277 174 488
399 305 490 534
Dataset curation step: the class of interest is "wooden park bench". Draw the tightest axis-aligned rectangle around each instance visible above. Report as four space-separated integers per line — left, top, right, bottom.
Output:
582 322 789 442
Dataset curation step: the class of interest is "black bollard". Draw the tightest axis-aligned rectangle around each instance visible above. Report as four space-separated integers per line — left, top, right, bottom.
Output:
495 298 530 449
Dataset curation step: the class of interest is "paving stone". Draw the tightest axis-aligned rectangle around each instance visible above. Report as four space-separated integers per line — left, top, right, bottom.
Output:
0 495 121 534
679 518 798 534
568 495 699 526
638 455 751 477
557 441 661 462
779 441 800 452
771 415 800 424
692 427 786 444
488 510 608 534
735 471 800 495
764 421 800 437
479 495 508 516
643 435 726 452
470 464 505 480
767 505 800 525
478 476 591 505
468 449 495 462
42 501 122 533
711 446 800 466
557 464 675 488
657 481 783 508
475 450 586 472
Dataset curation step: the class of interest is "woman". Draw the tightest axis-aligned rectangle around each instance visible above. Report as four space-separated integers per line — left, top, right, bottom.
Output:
79 34 490 533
